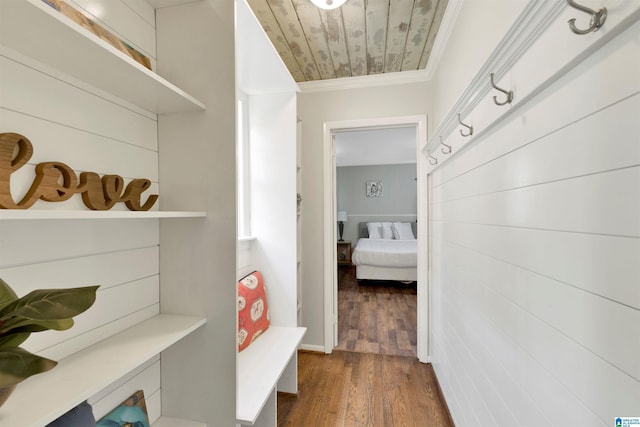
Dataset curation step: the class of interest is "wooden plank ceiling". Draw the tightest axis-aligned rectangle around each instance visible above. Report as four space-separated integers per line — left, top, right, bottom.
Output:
247 0 449 82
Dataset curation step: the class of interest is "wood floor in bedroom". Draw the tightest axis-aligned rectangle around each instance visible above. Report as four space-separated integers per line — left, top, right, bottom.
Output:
335 265 417 357
277 266 453 426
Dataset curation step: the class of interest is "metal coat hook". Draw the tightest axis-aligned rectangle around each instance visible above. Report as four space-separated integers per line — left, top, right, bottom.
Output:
458 113 473 137
428 153 438 165
490 73 513 106
440 137 451 154
566 0 606 35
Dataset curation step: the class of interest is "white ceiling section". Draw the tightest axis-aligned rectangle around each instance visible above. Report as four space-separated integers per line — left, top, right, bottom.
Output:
335 126 417 167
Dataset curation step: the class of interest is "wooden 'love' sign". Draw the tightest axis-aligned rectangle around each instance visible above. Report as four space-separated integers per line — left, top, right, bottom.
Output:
0 132 158 211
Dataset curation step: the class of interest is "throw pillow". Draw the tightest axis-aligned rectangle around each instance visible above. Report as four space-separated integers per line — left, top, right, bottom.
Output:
367 222 383 239
392 222 415 240
237 271 270 352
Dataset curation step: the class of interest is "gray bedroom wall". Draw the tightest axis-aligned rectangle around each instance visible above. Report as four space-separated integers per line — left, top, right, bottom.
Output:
337 163 417 244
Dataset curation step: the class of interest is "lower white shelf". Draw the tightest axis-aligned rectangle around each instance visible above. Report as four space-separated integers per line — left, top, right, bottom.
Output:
0 314 206 427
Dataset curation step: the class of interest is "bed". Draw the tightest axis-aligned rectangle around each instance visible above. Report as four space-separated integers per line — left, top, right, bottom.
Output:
351 222 418 282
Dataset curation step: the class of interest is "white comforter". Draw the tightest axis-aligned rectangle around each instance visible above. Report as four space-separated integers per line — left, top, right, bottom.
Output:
352 238 417 268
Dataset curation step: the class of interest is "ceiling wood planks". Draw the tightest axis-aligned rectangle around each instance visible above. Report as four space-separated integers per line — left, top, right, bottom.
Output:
341 0 367 76
401 0 438 71
419 0 447 69
385 0 414 73
248 0 449 82
365 0 389 75
320 8 351 78
291 0 335 79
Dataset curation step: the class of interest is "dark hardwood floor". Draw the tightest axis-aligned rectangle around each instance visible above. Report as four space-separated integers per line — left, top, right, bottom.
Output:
336 266 417 357
277 266 452 426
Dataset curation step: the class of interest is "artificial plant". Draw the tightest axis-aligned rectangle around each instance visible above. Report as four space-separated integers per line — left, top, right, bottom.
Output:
0 278 98 387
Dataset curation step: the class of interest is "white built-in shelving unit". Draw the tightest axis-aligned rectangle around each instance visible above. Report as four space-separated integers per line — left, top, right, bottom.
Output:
0 0 218 425
234 1 304 425
0 316 205 427
0 0 205 114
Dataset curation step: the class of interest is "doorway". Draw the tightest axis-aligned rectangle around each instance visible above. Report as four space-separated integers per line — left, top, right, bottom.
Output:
322 115 429 362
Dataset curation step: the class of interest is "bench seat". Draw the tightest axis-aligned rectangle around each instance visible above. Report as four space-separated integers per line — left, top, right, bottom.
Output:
236 326 306 426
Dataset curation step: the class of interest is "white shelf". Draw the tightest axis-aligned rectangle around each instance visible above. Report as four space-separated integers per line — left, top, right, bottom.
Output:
0 0 206 114
0 210 206 220
0 314 206 427
237 326 306 425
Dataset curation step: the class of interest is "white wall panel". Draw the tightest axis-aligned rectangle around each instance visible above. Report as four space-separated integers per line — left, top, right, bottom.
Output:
430 94 640 205
0 53 157 149
441 221 640 309
68 0 156 59
125 0 156 28
0 246 158 290
429 8 640 427
89 357 161 422
0 219 159 267
0 108 159 180
432 168 640 237
23 275 159 352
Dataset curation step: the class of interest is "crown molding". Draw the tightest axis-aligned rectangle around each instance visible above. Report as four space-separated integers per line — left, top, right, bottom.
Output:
298 69 430 93
298 0 464 94
423 0 464 81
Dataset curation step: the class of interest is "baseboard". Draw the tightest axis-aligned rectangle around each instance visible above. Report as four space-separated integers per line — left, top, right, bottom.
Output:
299 344 325 353
277 391 298 398
429 363 455 427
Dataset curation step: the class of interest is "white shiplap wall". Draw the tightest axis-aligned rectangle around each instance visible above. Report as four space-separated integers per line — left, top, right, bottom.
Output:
429 19 640 427
0 0 164 422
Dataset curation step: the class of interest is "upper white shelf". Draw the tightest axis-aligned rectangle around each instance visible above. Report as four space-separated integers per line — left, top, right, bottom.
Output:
0 314 206 427
0 210 206 220
0 0 206 114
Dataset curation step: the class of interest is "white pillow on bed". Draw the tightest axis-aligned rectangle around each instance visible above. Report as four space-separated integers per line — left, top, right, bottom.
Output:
392 222 415 240
381 222 394 239
367 222 383 239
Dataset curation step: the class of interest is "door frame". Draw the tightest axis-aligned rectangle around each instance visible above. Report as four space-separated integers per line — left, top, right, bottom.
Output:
322 114 429 362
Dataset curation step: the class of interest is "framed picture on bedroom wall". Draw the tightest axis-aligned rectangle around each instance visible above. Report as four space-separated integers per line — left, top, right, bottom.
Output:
366 181 382 197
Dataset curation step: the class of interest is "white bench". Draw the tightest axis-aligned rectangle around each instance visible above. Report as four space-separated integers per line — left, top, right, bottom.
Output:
236 326 307 426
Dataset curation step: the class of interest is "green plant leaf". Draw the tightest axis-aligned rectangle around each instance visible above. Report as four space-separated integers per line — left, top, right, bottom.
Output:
0 331 32 348
0 285 98 323
0 321 72 347
0 278 18 312
0 347 57 387
0 318 74 336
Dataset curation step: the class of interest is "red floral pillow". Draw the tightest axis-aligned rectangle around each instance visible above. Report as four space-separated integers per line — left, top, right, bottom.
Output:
237 271 270 352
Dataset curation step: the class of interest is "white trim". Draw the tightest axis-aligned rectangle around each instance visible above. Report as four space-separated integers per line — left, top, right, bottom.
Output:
299 70 429 93
423 0 640 172
322 123 335 353
323 115 429 362
423 0 464 81
422 1 565 158
346 213 417 217
299 344 326 353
